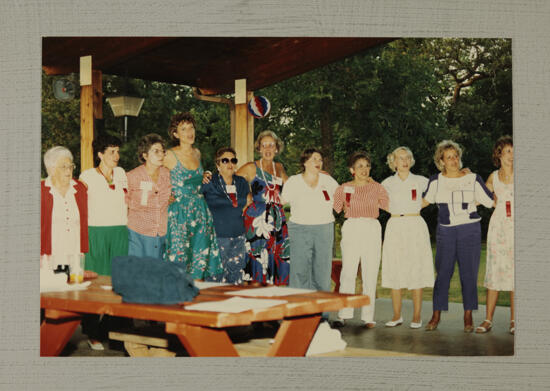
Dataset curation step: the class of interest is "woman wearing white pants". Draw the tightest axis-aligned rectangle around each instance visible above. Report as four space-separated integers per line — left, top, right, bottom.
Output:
333 151 389 328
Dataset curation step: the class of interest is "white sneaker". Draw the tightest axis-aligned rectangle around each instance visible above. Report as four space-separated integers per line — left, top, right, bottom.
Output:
87 339 104 351
410 321 423 329
385 317 403 327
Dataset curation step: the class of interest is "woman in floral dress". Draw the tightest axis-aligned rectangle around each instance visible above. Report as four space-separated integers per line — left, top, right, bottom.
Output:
476 136 515 334
236 130 290 285
163 112 222 281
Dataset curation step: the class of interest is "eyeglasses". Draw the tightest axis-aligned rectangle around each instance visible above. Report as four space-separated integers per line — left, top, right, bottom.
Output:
218 157 238 165
261 142 276 149
59 164 75 171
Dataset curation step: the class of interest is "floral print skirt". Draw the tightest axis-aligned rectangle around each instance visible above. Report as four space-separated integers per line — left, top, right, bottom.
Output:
243 201 290 285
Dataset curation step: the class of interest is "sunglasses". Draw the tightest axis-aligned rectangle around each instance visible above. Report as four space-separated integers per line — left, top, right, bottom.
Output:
218 157 238 165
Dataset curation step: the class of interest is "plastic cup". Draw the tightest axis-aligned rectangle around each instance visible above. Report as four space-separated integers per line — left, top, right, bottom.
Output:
69 254 85 283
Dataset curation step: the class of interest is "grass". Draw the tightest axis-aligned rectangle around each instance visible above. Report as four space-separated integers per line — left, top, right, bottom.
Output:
283 209 511 307
332 240 511 307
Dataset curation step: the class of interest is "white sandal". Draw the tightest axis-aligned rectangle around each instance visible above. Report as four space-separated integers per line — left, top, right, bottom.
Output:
475 319 493 333
510 320 515 335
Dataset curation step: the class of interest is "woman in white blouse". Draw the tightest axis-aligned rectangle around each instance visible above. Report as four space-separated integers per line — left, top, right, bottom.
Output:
281 148 339 296
423 140 494 332
79 135 129 350
41 146 88 271
381 147 434 329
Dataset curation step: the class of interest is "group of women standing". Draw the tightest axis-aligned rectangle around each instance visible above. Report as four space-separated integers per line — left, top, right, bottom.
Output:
41 111 514 348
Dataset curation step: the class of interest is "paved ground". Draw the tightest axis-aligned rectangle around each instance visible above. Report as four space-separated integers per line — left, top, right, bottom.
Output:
60 298 514 357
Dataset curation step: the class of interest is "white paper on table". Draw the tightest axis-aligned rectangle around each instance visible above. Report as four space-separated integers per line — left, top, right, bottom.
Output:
225 286 316 297
184 296 287 313
40 268 91 293
194 281 232 290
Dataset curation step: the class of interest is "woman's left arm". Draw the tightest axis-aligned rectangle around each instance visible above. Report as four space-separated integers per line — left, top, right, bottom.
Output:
277 162 289 183
474 174 495 208
378 183 390 213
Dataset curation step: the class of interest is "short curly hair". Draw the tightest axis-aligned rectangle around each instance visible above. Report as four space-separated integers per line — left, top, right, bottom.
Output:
167 112 196 144
215 147 237 162
433 140 463 172
492 135 513 167
137 133 165 164
254 130 284 154
348 151 371 168
43 146 73 176
92 134 121 166
386 146 415 172
299 147 323 172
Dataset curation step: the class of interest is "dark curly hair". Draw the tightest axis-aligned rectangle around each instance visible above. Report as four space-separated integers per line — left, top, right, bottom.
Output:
492 135 513 167
167 112 196 144
348 151 371 168
300 147 323 172
215 147 237 162
92 134 121 166
137 133 165 164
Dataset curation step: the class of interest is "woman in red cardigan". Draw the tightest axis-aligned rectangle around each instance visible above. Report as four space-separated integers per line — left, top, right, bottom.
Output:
41 146 89 269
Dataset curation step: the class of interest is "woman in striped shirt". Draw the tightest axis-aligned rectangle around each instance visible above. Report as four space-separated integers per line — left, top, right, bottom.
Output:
332 151 389 328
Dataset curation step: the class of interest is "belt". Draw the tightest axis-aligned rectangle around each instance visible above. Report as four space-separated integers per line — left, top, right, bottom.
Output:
391 213 420 217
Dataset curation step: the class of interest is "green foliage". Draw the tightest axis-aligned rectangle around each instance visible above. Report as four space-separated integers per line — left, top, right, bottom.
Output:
42 38 511 238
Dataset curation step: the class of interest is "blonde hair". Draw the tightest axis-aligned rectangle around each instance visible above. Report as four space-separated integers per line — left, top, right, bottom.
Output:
386 146 415 172
433 140 463 172
254 130 284 154
43 146 73 176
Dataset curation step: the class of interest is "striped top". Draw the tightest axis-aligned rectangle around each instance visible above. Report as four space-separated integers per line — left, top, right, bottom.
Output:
333 181 389 218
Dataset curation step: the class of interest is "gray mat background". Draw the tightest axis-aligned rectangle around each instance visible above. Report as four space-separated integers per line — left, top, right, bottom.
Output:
1 0 549 389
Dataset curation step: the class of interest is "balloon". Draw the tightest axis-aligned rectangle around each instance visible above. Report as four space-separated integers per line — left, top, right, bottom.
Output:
247 96 271 118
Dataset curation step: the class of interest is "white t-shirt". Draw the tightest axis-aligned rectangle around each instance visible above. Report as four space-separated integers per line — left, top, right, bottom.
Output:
79 166 128 226
281 173 339 225
381 172 428 215
423 172 494 226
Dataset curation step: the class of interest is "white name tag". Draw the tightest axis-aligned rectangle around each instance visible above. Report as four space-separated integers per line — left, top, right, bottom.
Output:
272 176 283 186
344 186 355 194
226 185 236 193
140 181 153 205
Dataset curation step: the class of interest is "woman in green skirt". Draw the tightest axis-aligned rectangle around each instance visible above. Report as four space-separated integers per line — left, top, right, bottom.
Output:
79 134 129 350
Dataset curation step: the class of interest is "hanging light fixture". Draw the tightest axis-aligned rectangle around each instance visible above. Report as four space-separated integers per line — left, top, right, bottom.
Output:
106 73 145 141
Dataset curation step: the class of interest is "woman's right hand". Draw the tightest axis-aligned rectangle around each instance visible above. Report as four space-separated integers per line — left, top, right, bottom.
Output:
202 170 213 184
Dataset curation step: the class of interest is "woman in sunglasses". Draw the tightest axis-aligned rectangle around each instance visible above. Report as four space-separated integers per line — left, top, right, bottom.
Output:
236 130 290 285
202 147 250 284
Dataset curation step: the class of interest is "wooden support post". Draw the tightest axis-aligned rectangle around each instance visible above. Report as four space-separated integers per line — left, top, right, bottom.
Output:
80 68 102 172
233 80 254 165
267 315 320 356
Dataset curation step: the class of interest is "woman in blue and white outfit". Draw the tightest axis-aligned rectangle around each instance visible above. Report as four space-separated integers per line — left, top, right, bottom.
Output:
281 148 339 297
202 147 250 284
381 147 434 329
423 140 494 332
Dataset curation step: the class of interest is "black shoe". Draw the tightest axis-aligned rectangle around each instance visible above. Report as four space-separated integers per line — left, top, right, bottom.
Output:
331 319 345 328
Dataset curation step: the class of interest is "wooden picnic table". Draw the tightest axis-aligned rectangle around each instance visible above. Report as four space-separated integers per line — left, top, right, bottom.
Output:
40 276 369 357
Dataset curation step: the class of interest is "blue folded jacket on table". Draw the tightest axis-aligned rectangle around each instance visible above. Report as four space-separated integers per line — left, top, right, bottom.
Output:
111 256 199 304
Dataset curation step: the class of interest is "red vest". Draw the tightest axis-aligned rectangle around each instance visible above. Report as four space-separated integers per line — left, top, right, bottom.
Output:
41 179 89 255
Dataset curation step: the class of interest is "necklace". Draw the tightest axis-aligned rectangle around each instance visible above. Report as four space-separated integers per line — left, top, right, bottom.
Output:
259 159 277 190
218 174 238 207
96 166 115 189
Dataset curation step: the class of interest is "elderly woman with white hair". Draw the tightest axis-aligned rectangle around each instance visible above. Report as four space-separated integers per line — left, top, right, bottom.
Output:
380 147 434 329
423 140 494 332
41 146 88 271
